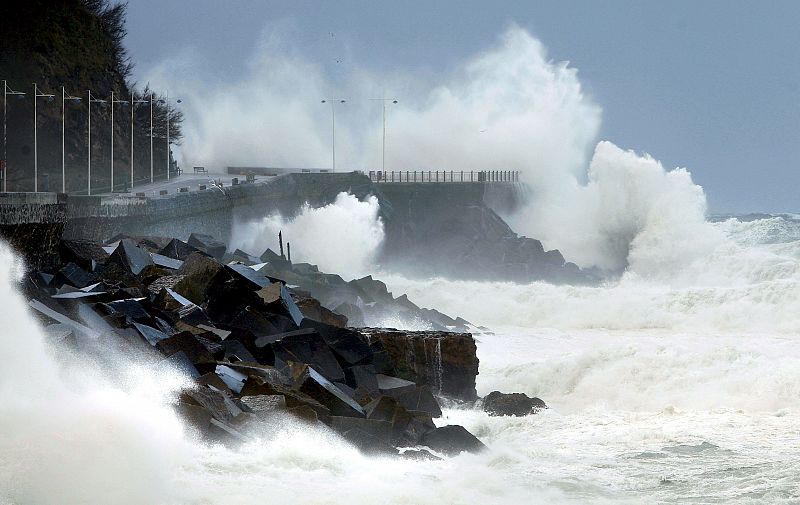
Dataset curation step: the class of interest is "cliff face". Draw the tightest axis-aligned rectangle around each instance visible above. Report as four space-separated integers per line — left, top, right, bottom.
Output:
0 0 178 193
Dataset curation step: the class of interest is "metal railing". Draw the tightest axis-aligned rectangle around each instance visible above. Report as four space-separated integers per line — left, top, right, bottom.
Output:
367 170 519 183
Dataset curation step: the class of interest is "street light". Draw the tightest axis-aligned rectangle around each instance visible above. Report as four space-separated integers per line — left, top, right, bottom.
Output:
157 94 182 181
321 98 346 172
33 84 55 192
109 91 129 193
369 98 398 173
61 87 81 193
87 90 106 196
129 92 148 191
3 80 26 192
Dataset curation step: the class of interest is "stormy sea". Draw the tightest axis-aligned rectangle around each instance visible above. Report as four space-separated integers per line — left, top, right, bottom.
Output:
1 211 799 505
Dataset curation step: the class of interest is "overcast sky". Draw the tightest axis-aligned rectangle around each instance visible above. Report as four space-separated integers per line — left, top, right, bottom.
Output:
125 0 800 213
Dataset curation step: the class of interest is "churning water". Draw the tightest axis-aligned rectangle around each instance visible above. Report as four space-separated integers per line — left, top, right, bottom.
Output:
2 215 800 504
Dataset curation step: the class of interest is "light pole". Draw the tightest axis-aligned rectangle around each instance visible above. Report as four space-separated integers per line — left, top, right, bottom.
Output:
61 87 81 193
369 98 398 173
87 90 106 196
3 81 26 192
33 84 55 192
321 98 346 172
149 93 154 184
157 94 182 181
129 92 148 192
109 92 129 193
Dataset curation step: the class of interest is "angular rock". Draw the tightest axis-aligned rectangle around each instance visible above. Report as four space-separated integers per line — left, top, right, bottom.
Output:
386 385 442 418
158 238 201 261
294 296 347 327
421 425 487 456
187 233 226 259
344 364 379 394
226 263 271 290
150 253 183 270
482 391 547 417
270 330 345 382
256 283 304 327
294 365 365 418
156 332 216 374
215 364 248 394
330 416 393 450
107 239 154 276
55 262 97 289
376 374 417 396
333 302 365 327
59 239 109 272
300 319 371 366
173 252 224 305
163 350 201 379
133 322 170 346
240 394 286 418
364 395 435 446
221 339 258 363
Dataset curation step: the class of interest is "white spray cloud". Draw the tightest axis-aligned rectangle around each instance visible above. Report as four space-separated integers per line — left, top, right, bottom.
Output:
230 192 384 279
145 24 716 276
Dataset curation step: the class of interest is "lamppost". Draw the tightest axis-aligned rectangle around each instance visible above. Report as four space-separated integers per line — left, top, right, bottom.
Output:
61 87 81 193
3 81 26 192
369 98 398 173
129 92 148 191
87 90 107 196
157 94 182 181
149 93 154 184
109 91 129 193
321 98 346 172
33 84 55 192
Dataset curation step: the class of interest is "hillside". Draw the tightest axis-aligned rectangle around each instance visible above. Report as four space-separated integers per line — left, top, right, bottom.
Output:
0 0 182 193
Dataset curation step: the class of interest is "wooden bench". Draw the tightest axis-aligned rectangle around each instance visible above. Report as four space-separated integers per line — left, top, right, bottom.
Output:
193 166 207 174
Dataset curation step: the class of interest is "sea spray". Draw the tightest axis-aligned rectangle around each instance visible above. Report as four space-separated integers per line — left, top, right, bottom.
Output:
229 192 384 279
0 243 191 505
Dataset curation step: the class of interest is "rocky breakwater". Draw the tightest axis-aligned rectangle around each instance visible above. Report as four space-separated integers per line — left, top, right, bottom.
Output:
24 233 487 458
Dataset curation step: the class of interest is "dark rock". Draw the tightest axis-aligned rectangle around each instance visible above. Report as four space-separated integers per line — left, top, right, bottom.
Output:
156 332 216 374
132 322 170 346
187 233 227 259
294 296 347 327
107 239 154 276
230 249 262 265
376 374 417 396
421 425 487 456
482 391 547 417
270 330 345 382
300 319 372 367
158 238 201 261
215 364 248 394
333 302 365 327
173 252 224 305
221 339 258 363
59 239 109 272
363 395 435 446
55 262 97 288
386 385 442 418
175 402 213 433
344 364 379 394
226 263 271 290
294 365 365 418
399 448 442 461
330 416 393 450
240 376 330 423
98 299 153 324
259 248 291 269
150 253 183 270
162 350 201 379
240 394 287 417
256 283 304 326
358 328 479 401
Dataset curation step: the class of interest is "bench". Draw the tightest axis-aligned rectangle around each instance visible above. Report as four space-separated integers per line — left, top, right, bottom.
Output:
193 166 207 174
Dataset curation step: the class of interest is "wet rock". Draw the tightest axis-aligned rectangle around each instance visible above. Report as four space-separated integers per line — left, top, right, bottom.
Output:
230 249 261 265
333 302 365 327
107 239 154 276
421 425 487 456
269 329 345 382
482 391 547 417
376 374 417 396
59 239 108 272
294 365 365 418
240 375 330 423
158 238 201 261
363 395 435 446
150 253 183 270
156 332 216 374
222 339 258 363
98 299 153 325
358 328 479 401
132 322 170 346
256 283 304 326
300 319 372 366
226 263 271 290
215 364 248 394
330 416 393 451
162 350 201 379
344 364 379 394
385 385 442 418
240 394 287 418
55 262 97 288
293 296 347 327
187 233 227 259
399 448 442 461
173 252 224 304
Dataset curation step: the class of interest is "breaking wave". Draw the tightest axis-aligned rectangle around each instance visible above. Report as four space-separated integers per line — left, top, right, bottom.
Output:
230 192 385 280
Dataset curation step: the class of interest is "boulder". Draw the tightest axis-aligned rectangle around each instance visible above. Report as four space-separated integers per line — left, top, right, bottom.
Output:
482 391 547 417
226 263 271 290
358 328 479 401
421 425 487 456
269 329 345 382
107 239 154 276
294 296 347 327
54 262 98 289
156 332 216 374
333 302 365 327
59 240 109 272
256 283 304 326
385 385 442 418
158 238 201 261
300 319 372 367
330 416 393 452
363 395 435 446
173 252 224 305
187 233 227 259
294 365 365 418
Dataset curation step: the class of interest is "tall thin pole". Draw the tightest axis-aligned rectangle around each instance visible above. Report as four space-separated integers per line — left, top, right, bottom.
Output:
87 90 91 195
166 91 170 181
110 91 114 193
149 93 153 184
130 91 134 191
61 87 65 193
2 80 6 192
331 101 336 172
381 102 386 173
33 84 37 192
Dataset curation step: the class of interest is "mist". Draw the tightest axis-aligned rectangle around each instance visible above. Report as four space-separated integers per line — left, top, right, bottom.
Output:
145 24 714 275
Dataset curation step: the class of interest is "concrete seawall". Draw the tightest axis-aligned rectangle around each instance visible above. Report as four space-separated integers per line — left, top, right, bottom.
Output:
0 193 67 268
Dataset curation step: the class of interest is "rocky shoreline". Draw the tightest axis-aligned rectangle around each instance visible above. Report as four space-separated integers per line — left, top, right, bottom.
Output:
23 232 545 458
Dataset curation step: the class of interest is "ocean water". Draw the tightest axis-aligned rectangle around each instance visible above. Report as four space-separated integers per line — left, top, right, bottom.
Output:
2 215 800 504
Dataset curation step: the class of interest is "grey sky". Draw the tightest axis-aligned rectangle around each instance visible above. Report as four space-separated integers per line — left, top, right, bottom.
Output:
125 0 800 213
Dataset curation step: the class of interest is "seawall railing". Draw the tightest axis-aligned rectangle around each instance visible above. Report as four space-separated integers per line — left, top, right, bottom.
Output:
367 170 519 183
